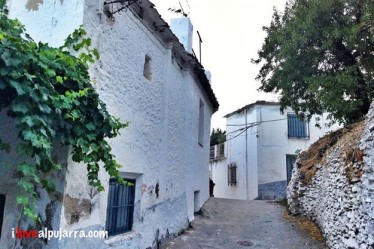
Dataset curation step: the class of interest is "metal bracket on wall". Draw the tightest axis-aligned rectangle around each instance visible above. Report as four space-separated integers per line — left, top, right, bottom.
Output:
104 0 142 16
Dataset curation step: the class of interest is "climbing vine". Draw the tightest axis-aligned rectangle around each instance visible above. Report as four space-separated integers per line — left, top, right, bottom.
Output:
0 3 127 221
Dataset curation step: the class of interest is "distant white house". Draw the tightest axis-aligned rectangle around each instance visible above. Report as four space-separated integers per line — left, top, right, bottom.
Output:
209 101 337 200
0 1 218 248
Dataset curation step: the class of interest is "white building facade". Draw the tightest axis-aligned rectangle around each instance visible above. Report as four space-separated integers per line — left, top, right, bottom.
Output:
210 101 336 200
0 1 218 248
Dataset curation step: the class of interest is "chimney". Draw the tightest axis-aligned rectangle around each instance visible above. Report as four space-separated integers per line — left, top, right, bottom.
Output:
170 17 193 53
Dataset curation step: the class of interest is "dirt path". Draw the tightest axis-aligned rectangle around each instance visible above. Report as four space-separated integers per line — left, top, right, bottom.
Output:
162 198 327 249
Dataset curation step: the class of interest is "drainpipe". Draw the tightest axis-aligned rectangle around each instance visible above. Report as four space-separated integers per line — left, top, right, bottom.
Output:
245 109 249 200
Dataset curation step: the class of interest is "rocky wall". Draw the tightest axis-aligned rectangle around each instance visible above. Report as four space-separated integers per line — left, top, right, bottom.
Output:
287 104 374 249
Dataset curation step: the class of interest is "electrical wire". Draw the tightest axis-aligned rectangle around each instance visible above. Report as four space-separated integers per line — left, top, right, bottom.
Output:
226 117 286 127
225 123 256 142
226 118 286 135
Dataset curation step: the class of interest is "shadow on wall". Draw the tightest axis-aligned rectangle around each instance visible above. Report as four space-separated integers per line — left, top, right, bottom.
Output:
257 180 287 200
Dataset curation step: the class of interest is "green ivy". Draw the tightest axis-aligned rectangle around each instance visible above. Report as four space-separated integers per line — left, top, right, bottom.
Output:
0 4 127 222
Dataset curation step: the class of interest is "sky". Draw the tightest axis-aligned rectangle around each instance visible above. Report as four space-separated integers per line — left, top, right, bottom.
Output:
151 0 288 130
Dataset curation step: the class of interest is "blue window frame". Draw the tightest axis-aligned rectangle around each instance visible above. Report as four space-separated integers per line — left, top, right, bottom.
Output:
106 179 135 236
287 113 309 138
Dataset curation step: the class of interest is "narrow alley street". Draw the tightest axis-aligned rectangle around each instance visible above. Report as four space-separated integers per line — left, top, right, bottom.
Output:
162 198 327 249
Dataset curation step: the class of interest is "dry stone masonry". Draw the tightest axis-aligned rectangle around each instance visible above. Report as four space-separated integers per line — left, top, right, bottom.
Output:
287 103 374 249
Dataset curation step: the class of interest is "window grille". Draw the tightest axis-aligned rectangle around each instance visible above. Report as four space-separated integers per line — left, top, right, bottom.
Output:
287 113 309 138
0 195 5 238
106 179 135 236
228 163 237 186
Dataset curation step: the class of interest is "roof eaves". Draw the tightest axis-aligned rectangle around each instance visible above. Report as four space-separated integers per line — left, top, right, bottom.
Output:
224 101 280 118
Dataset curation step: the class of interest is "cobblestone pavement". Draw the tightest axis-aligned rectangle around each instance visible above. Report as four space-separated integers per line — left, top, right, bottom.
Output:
161 198 327 249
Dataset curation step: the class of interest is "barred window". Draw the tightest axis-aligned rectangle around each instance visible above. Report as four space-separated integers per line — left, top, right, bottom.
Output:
106 179 135 236
228 163 237 186
287 113 309 138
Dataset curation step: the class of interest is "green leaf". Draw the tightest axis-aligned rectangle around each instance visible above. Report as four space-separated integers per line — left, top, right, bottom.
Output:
11 102 29 114
41 179 56 193
24 207 38 222
9 80 26 95
18 179 34 192
38 104 51 114
0 0 6 9
18 162 35 177
1 51 21 66
78 89 88 96
29 90 40 102
46 69 56 77
85 122 95 131
87 134 96 141
22 129 36 141
21 116 34 127
56 76 64 83
16 195 28 206
93 49 99 60
25 73 36 81
35 154 41 165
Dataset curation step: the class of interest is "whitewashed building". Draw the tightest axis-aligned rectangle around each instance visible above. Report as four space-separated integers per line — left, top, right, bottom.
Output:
0 1 218 248
210 101 336 200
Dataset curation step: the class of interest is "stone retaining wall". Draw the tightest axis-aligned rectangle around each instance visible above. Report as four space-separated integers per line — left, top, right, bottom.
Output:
287 104 374 249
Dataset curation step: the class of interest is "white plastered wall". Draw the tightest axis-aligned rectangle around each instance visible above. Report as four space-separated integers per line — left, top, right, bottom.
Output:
211 103 338 200
4 0 213 248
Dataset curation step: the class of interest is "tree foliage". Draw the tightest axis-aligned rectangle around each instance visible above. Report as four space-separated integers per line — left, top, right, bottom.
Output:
0 5 127 221
253 0 374 125
210 128 226 146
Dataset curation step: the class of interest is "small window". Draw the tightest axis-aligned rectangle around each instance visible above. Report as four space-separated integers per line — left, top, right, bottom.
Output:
209 146 215 159
106 179 135 236
198 99 205 146
287 113 309 138
228 163 237 186
0 194 5 238
210 143 226 160
286 155 297 183
143 55 152 80
217 143 225 158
